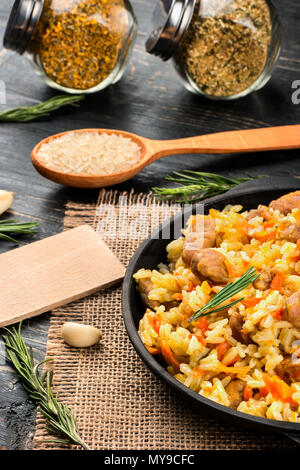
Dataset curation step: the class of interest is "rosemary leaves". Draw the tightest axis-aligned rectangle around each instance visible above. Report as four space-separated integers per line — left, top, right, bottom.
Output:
0 219 39 243
1 323 89 450
189 267 260 322
152 171 258 203
175 0 274 97
0 95 84 122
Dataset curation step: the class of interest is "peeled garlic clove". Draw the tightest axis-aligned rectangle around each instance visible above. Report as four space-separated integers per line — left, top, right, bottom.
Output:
61 322 102 348
0 190 14 215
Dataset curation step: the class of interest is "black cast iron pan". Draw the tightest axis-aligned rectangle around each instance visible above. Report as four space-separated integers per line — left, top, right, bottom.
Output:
122 176 300 444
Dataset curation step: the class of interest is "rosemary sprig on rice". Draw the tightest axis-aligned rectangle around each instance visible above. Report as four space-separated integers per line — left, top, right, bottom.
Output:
189 267 260 322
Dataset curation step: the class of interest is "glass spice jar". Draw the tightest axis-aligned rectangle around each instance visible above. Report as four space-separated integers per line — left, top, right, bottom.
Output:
4 0 137 93
146 0 283 100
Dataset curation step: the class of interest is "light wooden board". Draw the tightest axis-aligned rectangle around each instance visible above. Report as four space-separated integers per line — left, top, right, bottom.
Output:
0 225 125 327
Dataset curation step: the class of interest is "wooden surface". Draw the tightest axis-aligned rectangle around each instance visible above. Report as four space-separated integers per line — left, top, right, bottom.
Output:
0 0 299 450
0 225 125 327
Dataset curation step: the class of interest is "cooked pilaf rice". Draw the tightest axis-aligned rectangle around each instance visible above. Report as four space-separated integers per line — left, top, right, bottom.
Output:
134 192 300 422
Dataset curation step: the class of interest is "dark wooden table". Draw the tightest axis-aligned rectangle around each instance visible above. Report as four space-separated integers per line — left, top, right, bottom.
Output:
0 0 299 450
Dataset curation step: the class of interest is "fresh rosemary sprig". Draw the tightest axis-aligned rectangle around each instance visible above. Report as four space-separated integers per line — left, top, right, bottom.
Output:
1 323 90 450
0 95 85 122
152 171 258 203
189 267 260 323
0 219 40 243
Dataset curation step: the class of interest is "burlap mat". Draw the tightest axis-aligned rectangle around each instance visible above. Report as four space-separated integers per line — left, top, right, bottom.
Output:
33 190 297 450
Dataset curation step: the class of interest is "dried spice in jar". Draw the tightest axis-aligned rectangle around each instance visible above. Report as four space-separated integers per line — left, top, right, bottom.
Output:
146 0 282 100
176 0 272 97
4 0 137 93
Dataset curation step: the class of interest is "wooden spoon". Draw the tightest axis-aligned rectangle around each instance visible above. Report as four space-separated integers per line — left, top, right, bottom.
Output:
31 125 300 188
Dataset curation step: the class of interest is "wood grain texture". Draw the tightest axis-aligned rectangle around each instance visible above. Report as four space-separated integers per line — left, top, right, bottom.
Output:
0 225 125 327
0 0 299 450
31 125 300 188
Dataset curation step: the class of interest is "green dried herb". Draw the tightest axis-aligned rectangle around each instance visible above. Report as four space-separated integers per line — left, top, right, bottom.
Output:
0 219 40 243
152 171 258 203
176 0 272 97
1 323 90 450
189 267 260 322
0 95 84 122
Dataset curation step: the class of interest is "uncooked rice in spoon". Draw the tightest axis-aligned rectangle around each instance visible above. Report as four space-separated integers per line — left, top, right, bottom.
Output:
37 131 141 175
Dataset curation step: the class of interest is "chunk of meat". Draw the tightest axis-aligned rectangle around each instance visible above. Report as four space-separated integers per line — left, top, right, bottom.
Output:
182 216 216 266
282 275 300 297
138 278 160 310
253 268 275 291
190 249 229 284
225 379 245 409
229 310 253 345
283 291 300 328
246 204 271 221
138 278 178 311
279 222 300 243
269 191 300 215
277 359 300 384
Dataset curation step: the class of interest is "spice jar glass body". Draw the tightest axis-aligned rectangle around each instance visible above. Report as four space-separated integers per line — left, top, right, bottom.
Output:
7 0 137 94
148 0 282 100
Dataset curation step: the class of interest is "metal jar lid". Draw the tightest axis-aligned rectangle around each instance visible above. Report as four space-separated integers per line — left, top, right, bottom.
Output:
3 0 44 54
146 0 196 61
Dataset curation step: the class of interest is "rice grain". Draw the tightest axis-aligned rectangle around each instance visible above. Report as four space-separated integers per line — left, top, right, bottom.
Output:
37 131 141 175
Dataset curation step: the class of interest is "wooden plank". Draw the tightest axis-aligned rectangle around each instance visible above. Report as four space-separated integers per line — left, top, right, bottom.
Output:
0 225 125 327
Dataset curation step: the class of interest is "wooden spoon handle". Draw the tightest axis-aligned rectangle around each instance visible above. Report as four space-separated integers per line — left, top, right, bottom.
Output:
146 125 300 161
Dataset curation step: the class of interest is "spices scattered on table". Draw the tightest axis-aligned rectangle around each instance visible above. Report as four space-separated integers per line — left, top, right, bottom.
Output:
175 0 273 97
36 131 142 175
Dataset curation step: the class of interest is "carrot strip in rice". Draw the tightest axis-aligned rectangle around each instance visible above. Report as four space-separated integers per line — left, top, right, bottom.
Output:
242 297 263 308
150 315 161 334
189 334 206 346
193 317 209 333
218 364 250 376
253 230 276 242
160 341 181 370
257 387 268 399
244 385 253 401
146 346 161 355
193 366 205 378
216 340 231 361
270 272 285 292
271 307 283 320
223 354 239 366
263 374 297 406
173 293 183 301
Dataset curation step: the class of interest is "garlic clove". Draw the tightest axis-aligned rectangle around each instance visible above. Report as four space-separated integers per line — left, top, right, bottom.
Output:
61 322 102 348
0 190 14 215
